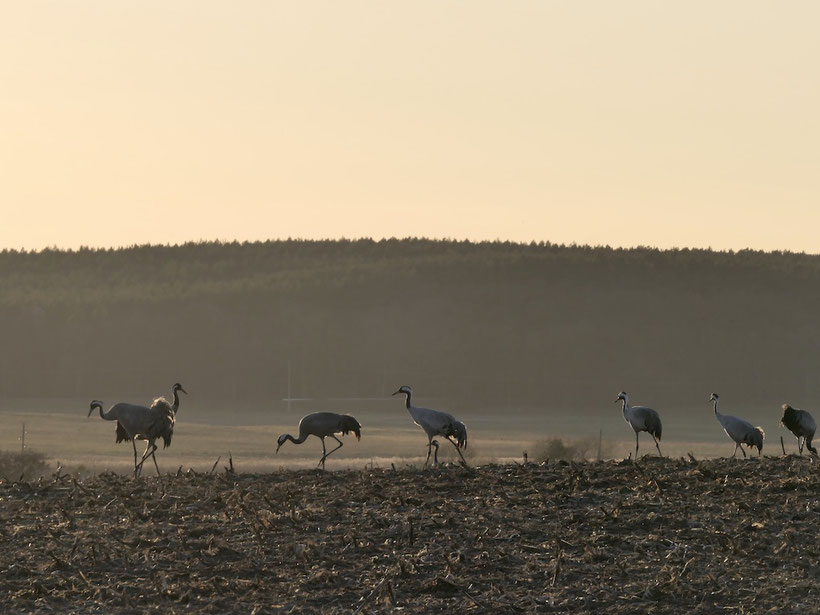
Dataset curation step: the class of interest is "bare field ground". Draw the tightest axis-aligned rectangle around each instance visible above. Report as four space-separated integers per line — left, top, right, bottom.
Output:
1 456 817 614
0 397 796 475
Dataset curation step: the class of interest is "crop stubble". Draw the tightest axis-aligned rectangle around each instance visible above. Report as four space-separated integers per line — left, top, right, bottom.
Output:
0 456 817 613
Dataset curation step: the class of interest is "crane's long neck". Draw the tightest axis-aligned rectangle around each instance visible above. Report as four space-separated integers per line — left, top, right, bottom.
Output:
282 433 309 445
620 398 629 418
403 391 412 410
172 388 181 414
712 398 720 418
96 405 116 421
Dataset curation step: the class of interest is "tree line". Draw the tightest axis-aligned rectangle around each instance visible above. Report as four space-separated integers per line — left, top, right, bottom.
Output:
1 239 818 414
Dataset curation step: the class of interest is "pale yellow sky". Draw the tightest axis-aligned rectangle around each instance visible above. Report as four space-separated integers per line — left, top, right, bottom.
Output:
1 2 819 252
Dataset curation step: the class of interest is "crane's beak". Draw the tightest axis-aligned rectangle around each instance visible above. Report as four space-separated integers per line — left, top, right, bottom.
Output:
87 407 94 417
275 442 282 454
391 390 401 396
180 387 188 395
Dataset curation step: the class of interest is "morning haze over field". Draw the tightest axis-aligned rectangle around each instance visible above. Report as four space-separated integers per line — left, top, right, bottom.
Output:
1 240 820 467
1 2 819 467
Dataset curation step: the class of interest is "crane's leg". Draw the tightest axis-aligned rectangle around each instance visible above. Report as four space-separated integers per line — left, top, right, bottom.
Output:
798 437 803 455
132 440 139 478
425 438 433 466
651 435 663 457
135 441 154 476
431 440 439 465
740 444 747 458
318 437 327 470
150 443 161 476
635 432 640 459
445 437 468 466
322 435 344 464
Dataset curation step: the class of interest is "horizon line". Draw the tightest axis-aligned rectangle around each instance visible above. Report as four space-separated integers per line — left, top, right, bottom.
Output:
0 236 818 258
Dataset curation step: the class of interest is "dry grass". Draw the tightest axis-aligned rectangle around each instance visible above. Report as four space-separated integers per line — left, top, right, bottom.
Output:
0 456 817 613
0 449 48 480
529 436 617 462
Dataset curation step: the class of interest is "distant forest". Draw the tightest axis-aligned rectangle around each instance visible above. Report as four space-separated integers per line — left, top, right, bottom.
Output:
1 239 819 412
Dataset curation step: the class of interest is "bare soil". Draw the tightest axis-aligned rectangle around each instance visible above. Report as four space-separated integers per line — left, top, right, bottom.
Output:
1 456 817 614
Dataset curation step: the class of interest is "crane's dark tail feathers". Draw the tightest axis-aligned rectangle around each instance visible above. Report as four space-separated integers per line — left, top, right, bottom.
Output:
445 420 468 449
806 437 818 456
745 427 765 454
340 415 362 441
162 433 172 448
115 422 129 444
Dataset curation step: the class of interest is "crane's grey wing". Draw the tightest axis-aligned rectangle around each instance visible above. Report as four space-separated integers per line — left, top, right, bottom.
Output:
426 408 460 435
721 414 757 442
630 405 662 438
108 403 152 438
802 410 817 434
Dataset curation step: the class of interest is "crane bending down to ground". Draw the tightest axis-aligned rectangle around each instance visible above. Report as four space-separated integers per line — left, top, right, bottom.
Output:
711 393 764 457
615 391 663 459
780 404 817 456
392 385 468 466
276 412 361 469
89 382 187 477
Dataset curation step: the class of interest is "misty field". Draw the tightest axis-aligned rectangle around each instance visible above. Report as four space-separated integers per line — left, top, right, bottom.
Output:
1 457 817 614
0 396 791 476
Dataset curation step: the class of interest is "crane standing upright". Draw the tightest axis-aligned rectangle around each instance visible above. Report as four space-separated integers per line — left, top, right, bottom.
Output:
615 391 663 459
392 385 468 466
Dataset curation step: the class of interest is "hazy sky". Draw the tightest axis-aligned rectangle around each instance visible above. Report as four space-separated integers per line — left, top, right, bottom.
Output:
2 2 819 252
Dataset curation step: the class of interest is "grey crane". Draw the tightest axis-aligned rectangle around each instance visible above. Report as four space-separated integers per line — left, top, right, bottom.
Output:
711 393 764 457
89 382 187 477
116 382 187 459
392 385 468 466
615 391 663 458
276 412 361 469
780 404 817 456
133 382 187 475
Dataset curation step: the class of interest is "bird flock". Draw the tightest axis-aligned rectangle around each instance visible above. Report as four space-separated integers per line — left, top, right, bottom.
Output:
616 390 814 460
87 384 817 474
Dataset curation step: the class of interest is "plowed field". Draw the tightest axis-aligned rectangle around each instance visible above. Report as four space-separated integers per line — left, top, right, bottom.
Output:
1 456 817 613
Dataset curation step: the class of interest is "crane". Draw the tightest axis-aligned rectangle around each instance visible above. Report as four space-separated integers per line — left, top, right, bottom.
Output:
276 412 361 469
118 382 186 461
780 404 817 456
711 393 764 457
89 399 173 477
392 385 468 466
132 383 187 475
615 391 663 458
89 382 186 477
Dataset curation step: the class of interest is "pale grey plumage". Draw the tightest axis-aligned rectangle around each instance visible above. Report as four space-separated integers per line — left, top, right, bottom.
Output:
711 393 764 457
392 385 468 466
615 391 662 458
89 382 187 477
781 404 817 456
276 412 361 469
